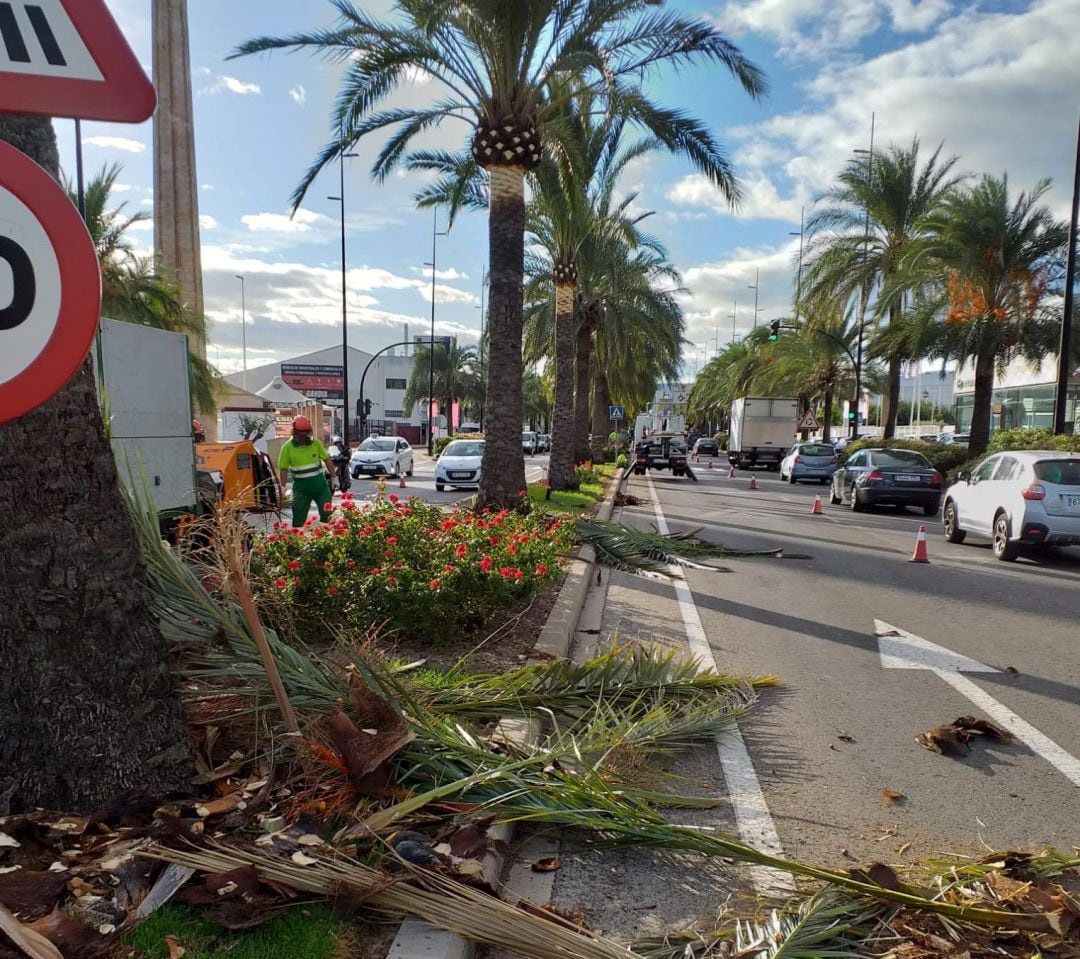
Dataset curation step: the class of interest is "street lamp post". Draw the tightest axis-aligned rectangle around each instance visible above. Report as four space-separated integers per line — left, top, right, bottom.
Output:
234 274 247 392
730 299 737 346
1054 110 1080 434
747 268 762 328
327 131 359 442
790 206 805 322
426 207 449 455
851 112 876 441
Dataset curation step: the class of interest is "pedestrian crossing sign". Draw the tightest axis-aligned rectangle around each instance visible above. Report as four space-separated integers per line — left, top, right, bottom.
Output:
798 409 820 430
609 405 625 420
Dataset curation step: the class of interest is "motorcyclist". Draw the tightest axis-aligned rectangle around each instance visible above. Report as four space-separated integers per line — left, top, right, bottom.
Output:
328 434 352 492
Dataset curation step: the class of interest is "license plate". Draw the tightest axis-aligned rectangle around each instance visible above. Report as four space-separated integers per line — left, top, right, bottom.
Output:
1064 494 1080 509
894 474 921 483
449 472 472 479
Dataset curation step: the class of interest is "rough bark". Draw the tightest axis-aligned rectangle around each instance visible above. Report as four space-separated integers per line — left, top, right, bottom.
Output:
477 166 528 509
821 388 833 442
882 303 902 438
0 114 194 812
548 283 579 491
968 349 996 456
573 313 594 463
591 368 611 460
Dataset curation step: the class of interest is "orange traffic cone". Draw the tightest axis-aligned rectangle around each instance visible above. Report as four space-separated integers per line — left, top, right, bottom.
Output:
399 474 407 489
748 474 758 491
910 524 930 563
811 493 823 515
727 464 736 478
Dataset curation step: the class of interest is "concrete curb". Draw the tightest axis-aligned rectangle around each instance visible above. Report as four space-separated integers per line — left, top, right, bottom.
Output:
387 470 622 959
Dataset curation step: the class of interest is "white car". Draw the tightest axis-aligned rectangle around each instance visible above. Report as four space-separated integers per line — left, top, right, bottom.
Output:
942 450 1080 561
435 439 484 491
350 436 414 479
522 431 538 455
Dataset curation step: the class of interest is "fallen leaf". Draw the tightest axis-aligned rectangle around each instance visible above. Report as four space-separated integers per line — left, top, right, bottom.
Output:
97 923 116 935
290 852 318 866
0 833 19 848
296 835 323 847
916 726 971 757
954 716 1012 742
532 858 562 873
0 902 62 959
165 934 186 959
837 733 857 744
195 794 246 818
457 859 485 877
880 788 905 805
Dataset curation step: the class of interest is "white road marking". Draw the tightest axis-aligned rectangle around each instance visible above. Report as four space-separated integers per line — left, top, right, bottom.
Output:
876 620 1080 788
645 473 792 892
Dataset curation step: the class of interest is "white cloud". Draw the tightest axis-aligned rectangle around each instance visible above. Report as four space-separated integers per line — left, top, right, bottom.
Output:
111 182 134 193
83 136 144 153
412 265 469 281
201 183 215 192
200 215 218 229
667 172 806 224
241 208 328 234
289 84 307 105
200 75 261 97
127 219 154 233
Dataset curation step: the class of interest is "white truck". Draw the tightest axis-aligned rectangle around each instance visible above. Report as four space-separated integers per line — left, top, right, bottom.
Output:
632 413 690 477
728 397 798 471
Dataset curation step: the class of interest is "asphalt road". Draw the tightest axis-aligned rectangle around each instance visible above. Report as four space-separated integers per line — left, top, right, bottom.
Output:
618 464 1080 867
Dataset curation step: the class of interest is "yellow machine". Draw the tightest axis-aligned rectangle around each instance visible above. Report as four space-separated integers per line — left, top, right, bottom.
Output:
195 441 282 512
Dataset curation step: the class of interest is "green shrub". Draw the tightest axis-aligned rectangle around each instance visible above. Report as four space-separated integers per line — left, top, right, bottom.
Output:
713 433 728 450
252 495 570 641
841 437 971 475
987 428 1080 454
574 460 603 486
432 432 483 456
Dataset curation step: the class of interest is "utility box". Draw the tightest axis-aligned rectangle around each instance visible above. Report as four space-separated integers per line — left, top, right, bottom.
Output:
94 318 198 516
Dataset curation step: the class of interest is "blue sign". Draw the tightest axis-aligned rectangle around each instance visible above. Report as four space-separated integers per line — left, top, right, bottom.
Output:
608 405 625 420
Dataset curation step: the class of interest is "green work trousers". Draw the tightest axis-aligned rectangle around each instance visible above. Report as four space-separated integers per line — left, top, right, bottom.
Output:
291 472 333 527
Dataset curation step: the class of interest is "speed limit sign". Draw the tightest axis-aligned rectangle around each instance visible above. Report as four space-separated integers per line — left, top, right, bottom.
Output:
0 139 101 423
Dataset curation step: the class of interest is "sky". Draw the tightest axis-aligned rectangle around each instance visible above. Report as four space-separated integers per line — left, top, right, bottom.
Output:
59 0 1080 379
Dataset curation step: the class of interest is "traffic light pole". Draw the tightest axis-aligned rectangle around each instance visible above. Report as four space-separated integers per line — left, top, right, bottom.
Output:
358 339 450 440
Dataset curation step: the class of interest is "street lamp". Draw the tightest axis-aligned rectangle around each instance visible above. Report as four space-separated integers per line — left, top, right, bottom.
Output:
425 208 449 455
851 112 876 440
1054 110 1079 434
327 130 359 441
789 206 805 322
730 299 737 346
747 268 763 328
234 274 247 392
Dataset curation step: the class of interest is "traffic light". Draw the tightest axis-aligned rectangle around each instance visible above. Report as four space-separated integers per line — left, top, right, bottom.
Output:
847 409 857 423
769 320 781 341
364 398 373 416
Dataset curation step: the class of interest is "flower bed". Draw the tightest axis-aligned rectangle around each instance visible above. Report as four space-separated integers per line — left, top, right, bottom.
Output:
251 494 571 641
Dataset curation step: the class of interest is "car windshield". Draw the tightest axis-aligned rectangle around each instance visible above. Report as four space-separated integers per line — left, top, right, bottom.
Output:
800 444 834 456
698 440 717 448
1034 460 1080 486
443 441 484 457
359 438 396 452
871 450 931 468
522 433 535 440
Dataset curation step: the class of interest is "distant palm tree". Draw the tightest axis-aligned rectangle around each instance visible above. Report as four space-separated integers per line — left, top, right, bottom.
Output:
404 342 482 436
522 370 552 432
69 164 224 415
890 175 1068 454
234 0 765 508
803 140 964 437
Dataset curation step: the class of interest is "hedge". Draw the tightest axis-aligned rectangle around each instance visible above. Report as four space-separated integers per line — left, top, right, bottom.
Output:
433 433 484 456
986 428 1080 454
841 438 972 476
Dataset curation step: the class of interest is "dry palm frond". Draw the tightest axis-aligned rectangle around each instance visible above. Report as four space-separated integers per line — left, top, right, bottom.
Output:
142 843 634 959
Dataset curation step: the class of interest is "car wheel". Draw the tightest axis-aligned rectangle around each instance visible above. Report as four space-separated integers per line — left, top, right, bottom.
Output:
407 460 414 477
351 468 360 479
829 484 842 505
992 513 1019 562
391 461 400 478
942 501 967 544
436 482 445 492
851 489 866 512
788 473 797 485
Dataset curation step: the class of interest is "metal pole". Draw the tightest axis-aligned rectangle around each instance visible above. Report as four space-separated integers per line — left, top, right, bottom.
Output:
791 207 804 322
234 274 247 392
1054 110 1080 434
852 112 875 441
339 131 350 442
748 268 760 327
428 207 438 456
74 118 86 219
730 299 737 346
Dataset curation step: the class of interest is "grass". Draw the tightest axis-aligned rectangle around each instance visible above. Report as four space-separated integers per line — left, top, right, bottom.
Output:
528 462 617 515
125 904 347 959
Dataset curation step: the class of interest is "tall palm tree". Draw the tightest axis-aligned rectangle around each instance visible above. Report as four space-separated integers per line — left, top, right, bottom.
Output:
890 175 1068 455
802 139 964 438
522 369 553 431
234 0 765 508
404 342 482 435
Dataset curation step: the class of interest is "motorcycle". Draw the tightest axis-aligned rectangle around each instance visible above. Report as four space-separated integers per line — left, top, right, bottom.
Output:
328 437 352 493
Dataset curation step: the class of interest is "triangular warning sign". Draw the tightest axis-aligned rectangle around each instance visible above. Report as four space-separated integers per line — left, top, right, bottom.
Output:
798 409 820 430
0 0 155 122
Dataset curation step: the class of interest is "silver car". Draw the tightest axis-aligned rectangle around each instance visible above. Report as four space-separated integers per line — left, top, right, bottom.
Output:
942 450 1080 561
435 439 484 491
350 436 414 479
779 442 839 484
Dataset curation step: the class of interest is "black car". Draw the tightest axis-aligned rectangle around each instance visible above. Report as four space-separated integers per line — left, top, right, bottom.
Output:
830 448 943 516
692 438 720 458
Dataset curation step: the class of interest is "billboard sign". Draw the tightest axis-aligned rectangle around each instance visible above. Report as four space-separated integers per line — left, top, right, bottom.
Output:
280 363 344 400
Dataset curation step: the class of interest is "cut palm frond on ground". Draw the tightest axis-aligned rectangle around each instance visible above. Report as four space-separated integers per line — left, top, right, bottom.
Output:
576 519 807 577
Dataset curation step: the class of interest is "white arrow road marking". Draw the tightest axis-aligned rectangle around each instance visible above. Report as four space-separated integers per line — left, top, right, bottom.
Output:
876 620 1080 787
646 474 792 893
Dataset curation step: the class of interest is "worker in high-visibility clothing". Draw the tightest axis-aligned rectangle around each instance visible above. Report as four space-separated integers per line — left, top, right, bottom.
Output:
277 415 335 527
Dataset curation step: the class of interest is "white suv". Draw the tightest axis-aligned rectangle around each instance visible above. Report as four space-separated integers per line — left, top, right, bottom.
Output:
941 450 1080 561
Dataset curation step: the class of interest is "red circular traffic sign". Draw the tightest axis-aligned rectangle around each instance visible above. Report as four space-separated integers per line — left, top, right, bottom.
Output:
0 139 101 423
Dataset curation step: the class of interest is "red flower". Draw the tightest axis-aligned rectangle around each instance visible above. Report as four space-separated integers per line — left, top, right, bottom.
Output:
429 579 441 590
267 534 278 543
508 543 518 555
377 520 387 529
327 586 339 596
499 567 512 578
535 563 549 576
274 577 287 589
479 555 494 573
455 544 468 558
323 502 333 512
512 568 524 581
347 560 357 570
288 559 300 571
291 578 300 587
388 493 400 504
311 528 325 539
489 535 500 547
444 564 455 573
371 567 382 575
386 536 398 545
386 576 398 585
442 519 457 532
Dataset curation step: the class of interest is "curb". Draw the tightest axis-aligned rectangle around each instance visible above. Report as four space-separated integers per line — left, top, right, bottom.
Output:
387 470 621 959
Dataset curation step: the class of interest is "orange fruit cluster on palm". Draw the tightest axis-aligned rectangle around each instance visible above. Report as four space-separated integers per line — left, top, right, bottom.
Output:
945 263 1046 325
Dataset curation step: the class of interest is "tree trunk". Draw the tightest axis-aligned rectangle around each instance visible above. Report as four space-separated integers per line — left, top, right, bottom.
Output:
968 349 996 456
822 387 833 443
477 166 528 509
591 369 611 460
883 356 902 438
548 283 579 491
573 312 594 463
0 113 193 813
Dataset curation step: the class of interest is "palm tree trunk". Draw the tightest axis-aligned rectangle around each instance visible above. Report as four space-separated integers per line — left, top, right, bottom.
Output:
822 387 833 443
477 166 528 509
883 356 902 438
573 313 593 463
549 283 579 490
968 349 996 456
591 369 611 460
0 113 193 812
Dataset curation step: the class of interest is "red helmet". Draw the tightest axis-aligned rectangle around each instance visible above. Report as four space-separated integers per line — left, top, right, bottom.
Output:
292 415 313 431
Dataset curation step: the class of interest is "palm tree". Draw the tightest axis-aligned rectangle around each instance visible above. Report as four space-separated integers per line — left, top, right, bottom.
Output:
234 0 765 508
70 165 225 415
802 139 964 438
404 342 482 436
522 369 553 431
891 175 1068 455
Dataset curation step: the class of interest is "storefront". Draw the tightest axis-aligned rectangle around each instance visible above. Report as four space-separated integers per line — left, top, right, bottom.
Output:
953 355 1080 434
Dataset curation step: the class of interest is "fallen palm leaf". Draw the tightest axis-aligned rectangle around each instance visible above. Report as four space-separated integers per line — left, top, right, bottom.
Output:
880 788 905 805
0 902 62 959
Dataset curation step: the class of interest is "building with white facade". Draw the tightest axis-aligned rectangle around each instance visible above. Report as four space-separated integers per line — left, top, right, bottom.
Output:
953 354 1079 434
